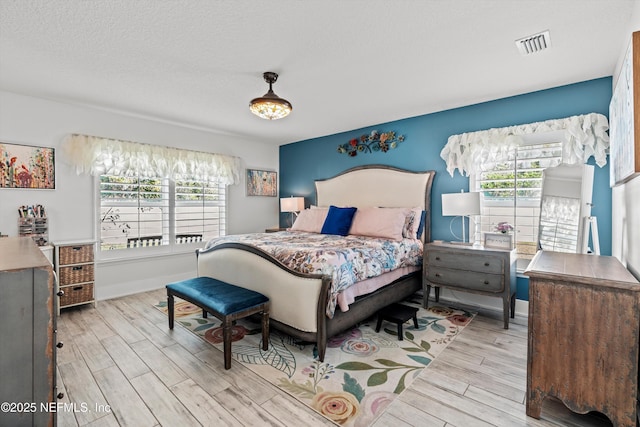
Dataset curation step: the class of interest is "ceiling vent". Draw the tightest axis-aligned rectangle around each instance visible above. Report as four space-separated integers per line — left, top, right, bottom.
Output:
516 30 551 55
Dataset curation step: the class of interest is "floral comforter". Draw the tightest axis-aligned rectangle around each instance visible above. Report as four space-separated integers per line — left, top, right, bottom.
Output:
203 231 423 318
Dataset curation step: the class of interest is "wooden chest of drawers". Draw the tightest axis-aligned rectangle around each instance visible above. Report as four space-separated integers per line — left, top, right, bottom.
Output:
0 237 58 426
55 241 96 313
423 242 517 328
525 250 640 427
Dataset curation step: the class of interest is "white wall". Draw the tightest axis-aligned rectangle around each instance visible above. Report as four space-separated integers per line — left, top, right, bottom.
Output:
0 91 279 299
613 179 640 278
611 4 640 279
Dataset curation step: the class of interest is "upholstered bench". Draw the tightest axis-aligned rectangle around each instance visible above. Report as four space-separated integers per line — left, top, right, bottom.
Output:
375 303 419 340
166 277 270 369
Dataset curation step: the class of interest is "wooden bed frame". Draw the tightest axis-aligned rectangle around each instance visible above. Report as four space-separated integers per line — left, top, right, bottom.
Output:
196 165 435 361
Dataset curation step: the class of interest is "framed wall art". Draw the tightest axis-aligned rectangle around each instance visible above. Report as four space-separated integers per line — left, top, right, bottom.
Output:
0 142 55 189
246 169 277 197
610 31 640 187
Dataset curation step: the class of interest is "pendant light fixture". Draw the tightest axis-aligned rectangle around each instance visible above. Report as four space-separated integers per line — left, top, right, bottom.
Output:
249 72 292 120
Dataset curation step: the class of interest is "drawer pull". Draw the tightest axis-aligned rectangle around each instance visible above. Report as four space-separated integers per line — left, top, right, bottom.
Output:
57 392 64 399
435 273 442 277
483 280 489 285
72 266 83 271
484 262 490 266
72 246 82 251
435 256 441 261
57 290 64 297
72 286 83 291
56 342 64 349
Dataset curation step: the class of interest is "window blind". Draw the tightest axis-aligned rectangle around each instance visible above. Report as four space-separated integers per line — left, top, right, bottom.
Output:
99 175 226 251
175 178 226 243
100 175 169 250
475 142 562 265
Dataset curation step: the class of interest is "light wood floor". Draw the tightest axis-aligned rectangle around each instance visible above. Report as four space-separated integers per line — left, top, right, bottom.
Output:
55 289 613 427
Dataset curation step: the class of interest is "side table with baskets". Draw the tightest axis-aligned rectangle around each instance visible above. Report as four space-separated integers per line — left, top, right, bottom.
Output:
55 240 96 315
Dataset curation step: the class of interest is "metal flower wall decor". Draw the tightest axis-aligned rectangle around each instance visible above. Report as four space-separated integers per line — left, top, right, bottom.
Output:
337 130 405 156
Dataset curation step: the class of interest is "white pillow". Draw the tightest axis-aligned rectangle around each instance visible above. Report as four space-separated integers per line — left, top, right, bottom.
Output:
290 208 329 233
349 207 407 240
406 207 423 238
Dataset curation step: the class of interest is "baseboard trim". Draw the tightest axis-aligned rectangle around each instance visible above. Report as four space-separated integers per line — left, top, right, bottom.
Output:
428 289 528 320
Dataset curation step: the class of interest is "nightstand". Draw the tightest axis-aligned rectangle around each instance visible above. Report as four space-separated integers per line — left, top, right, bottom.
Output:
423 242 517 328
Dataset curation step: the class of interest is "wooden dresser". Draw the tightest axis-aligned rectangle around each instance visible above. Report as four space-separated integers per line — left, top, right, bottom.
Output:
525 250 640 427
0 237 58 427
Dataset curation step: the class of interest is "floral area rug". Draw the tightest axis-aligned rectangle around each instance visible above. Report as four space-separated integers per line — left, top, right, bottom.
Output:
155 294 474 426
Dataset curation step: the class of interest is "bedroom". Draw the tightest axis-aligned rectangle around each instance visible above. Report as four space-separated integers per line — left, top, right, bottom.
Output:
1 1 639 426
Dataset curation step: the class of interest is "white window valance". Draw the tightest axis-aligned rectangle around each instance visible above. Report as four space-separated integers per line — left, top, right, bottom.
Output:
440 113 610 177
61 134 241 185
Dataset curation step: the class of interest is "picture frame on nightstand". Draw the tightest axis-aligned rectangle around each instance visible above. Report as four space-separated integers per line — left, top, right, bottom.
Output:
484 232 513 250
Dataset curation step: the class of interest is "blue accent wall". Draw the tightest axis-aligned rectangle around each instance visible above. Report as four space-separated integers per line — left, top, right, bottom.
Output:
279 77 613 300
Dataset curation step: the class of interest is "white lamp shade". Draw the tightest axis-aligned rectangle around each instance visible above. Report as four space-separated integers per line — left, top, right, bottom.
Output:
442 192 481 216
280 197 305 213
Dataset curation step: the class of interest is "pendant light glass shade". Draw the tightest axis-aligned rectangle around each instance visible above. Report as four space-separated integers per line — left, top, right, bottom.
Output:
249 72 292 120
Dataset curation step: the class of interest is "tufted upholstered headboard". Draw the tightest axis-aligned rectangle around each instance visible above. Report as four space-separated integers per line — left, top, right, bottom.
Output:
315 165 435 242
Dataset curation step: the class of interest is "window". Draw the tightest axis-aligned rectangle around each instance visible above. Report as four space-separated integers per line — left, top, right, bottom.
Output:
99 175 225 252
472 141 562 270
175 178 226 242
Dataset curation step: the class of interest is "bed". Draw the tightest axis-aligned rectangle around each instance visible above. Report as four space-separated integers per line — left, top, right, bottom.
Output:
196 165 435 361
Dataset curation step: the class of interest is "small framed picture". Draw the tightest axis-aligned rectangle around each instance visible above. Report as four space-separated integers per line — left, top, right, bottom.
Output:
246 169 277 197
484 232 513 250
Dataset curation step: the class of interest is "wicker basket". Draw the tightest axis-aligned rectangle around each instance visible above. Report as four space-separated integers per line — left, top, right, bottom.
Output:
60 283 94 306
59 264 94 285
58 244 93 265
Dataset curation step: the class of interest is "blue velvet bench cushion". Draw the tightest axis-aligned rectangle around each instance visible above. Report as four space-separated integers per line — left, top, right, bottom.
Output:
167 277 269 315
166 276 270 369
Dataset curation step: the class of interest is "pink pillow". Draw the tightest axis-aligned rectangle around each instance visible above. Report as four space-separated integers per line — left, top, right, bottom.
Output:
290 208 329 233
349 207 407 240
376 207 415 238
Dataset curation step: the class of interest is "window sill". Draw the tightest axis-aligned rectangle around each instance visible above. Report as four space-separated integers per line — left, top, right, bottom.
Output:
96 245 202 265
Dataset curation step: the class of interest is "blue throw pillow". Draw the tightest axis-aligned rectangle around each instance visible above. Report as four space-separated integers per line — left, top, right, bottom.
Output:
416 210 426 239
321 205 357 236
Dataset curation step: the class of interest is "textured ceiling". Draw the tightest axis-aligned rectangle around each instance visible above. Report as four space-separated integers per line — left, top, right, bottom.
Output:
0 0 636 145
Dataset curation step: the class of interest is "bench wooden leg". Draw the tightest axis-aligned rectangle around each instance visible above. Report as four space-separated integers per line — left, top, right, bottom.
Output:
397 323 403 341
223 317 232 370
203 309 208 319
261 308 269 351
168 293 175 330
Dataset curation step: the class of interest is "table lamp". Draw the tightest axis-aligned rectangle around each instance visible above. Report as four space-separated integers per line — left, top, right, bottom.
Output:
280 196 305 227
441 191 481 244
